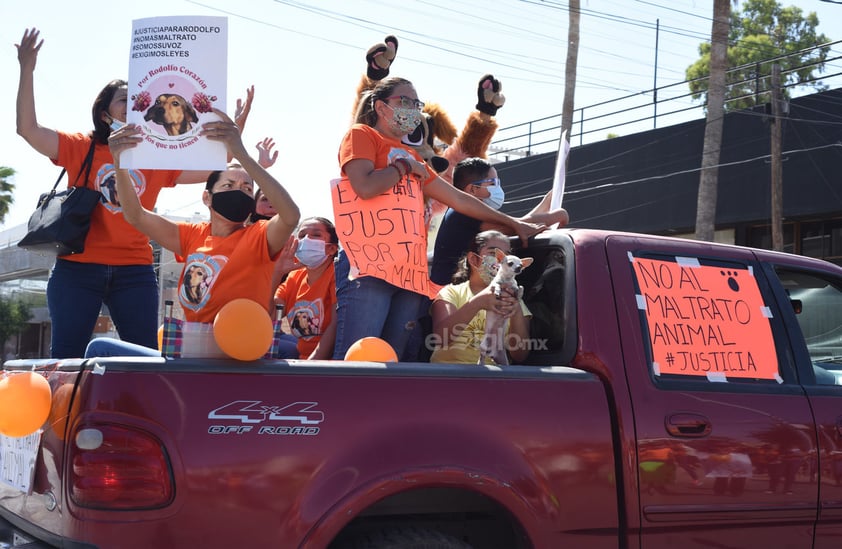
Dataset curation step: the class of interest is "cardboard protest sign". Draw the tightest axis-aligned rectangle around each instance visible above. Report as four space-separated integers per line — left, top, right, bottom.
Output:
331 176 435 299
122 16 227 170
632 256 779 381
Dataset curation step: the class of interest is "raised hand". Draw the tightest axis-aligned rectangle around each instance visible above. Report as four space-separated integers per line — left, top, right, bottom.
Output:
16 28 43 72
256 137 279 168
234 85 255 131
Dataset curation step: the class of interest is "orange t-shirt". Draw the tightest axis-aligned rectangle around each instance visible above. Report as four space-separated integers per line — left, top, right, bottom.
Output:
274 263 336 358
333 124 437 298
54 132 181 265
177 221 277 323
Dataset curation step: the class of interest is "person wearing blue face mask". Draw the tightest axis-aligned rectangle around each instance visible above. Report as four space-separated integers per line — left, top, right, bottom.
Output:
271 217 339 359
430 157 570 287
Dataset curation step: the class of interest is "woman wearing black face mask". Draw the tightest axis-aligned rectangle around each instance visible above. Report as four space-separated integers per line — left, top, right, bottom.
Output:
15 27 257 358
82 109 300 359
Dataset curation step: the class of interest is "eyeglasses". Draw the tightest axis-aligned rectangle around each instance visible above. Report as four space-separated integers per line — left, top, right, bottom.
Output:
472 177 501 187
384 95 425 111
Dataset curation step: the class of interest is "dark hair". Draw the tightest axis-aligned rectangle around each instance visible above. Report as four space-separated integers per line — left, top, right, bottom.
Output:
452 157 493 191
354 76 414 127
91 79 128 144
299 216 339 254
205 163 245 191
451 229 509 284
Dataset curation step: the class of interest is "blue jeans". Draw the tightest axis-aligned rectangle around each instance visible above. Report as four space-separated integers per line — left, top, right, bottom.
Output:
332 250 426 360
277 334 300 359
85 337 160 358
47 259 159 358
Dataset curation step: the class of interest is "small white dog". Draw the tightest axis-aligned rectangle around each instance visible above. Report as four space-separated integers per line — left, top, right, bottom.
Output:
478 248 533 366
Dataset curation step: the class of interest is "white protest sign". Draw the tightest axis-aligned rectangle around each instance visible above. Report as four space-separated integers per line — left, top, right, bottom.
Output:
550 129 570 229
123 16 228 170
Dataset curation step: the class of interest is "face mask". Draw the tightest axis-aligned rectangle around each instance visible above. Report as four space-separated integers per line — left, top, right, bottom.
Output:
477 254 500 285
106 114 124 132
295 236 328 268
483 184 505 210
384 103 422 135
211 190 254 223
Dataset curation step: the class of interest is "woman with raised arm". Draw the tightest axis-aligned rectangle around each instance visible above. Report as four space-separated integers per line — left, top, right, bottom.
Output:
84 110 300 358
15 27 255 358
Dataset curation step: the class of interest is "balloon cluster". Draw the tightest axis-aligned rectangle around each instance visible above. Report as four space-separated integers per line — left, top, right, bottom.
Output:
0 371 52 438
213 299 273 361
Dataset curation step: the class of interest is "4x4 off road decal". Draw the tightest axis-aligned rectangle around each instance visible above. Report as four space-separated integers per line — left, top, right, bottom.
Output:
207 400 323 436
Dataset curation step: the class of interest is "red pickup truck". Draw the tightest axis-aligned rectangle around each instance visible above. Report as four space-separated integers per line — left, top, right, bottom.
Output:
3 228 842 548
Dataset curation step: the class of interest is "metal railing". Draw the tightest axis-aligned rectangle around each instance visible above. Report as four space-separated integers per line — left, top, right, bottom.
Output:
488 41 842 160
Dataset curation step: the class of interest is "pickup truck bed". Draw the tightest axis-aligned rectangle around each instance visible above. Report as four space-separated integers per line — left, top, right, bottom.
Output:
1 359 618 548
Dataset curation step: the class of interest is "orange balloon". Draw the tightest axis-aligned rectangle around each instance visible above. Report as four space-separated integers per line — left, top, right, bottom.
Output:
48 383 80 440
157 324 164 351
213 299 273 361
0 372 52 438
344 337 398 362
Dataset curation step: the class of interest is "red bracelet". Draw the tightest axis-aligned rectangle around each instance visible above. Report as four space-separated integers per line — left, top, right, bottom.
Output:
393 157 411 177
391 162 405 177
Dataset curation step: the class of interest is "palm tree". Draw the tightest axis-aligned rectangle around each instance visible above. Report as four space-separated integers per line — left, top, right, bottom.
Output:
0 167 15 224
694 0 732 242
561 0 580 141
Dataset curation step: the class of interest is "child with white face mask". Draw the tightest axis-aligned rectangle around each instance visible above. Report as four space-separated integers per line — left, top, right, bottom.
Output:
271 217 340 359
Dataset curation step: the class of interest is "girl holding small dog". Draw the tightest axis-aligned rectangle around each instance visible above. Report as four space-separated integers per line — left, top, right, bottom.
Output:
331 76 544 360
429 230 532 365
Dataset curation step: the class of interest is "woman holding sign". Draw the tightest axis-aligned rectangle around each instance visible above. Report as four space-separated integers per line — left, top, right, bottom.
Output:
84 109 299 358
331 76 544 360
15 28 254 358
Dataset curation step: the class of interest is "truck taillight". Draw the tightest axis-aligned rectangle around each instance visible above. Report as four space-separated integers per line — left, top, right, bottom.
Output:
69 424 174 510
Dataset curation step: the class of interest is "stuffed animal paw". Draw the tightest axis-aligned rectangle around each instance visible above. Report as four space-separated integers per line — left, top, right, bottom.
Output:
476 74 505 116
366 35 399 80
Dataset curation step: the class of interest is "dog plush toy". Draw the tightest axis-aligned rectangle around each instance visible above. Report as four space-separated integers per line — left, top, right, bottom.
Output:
478 248 532 366
353 35 505 206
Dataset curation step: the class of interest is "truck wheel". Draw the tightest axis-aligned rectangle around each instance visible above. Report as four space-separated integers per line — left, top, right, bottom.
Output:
338 526 473 549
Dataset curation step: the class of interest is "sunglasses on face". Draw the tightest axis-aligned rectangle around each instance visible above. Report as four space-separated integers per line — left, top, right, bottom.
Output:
472 177 501 187
384 95 425 110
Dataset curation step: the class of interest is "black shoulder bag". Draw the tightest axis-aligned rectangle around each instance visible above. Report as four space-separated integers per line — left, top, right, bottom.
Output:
18 140 101 256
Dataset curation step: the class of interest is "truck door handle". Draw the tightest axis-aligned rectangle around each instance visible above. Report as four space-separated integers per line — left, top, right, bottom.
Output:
665 413 712 438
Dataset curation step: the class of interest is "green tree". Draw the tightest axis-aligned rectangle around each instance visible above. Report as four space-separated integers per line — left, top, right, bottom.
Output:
0 167 14 224
0 295 32 354
686 0 830 111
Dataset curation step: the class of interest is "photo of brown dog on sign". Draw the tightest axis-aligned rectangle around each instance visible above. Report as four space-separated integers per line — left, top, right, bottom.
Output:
144 93 199 136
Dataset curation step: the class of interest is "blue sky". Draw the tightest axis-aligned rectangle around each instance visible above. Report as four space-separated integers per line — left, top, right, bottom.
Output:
2 0 840 232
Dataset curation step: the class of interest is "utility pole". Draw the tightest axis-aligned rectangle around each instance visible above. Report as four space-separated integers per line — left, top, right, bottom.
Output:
770 63 783 252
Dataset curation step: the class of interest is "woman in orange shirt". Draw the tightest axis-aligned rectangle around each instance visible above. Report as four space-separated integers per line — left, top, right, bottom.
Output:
84 110 299 358
331 76 544 360
16 28 253 357
272 217 339 359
